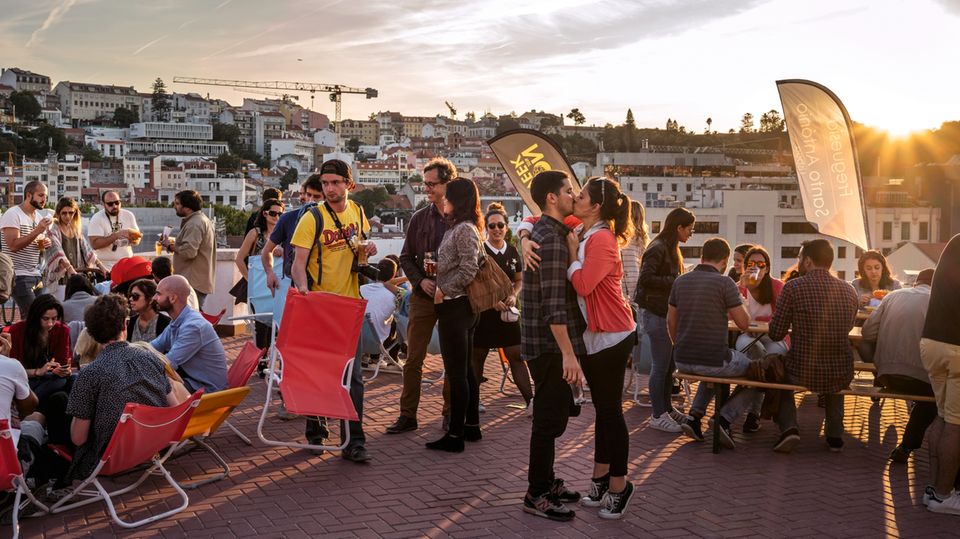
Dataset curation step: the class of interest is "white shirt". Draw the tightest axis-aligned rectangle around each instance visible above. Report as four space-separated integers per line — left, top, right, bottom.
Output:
88 208 140 269
0 355 30 423
0 206 48 276
360 282 397 342
745 290 773 321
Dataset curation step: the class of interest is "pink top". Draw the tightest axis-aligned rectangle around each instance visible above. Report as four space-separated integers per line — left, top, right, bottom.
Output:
568 228 635 333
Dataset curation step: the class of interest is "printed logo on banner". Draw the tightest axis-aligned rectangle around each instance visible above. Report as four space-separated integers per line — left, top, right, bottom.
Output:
510 144 554 189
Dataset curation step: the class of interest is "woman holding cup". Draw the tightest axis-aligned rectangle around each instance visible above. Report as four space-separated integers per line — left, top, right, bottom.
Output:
735 246 789 356
45 197 108 299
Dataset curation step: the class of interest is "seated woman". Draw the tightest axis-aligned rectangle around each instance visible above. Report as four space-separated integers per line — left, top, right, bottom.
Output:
63 294 188 485
851 249 902 308
735 246 789 358
126 278 170 342
9 294 74 402
61 273 99 324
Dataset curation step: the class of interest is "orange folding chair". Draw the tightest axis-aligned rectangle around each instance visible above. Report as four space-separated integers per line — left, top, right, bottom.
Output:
257 290 365 453
1 420 50 539
48 391 203 529
171 387 251 488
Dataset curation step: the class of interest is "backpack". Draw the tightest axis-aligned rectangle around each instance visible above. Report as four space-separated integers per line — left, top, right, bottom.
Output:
0 252 13 304
304 200 368 290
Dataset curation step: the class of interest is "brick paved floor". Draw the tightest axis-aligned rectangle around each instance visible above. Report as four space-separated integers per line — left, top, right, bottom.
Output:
19 337 958 538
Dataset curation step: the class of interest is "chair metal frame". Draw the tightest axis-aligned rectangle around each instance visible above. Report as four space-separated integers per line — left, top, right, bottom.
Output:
1 420 51 539
169 386 251 489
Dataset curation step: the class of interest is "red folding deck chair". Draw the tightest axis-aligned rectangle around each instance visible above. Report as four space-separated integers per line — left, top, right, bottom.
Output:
48 391 203 529
256 289 365 453
221 341 264 445
1 420 50 539
201 308 227 326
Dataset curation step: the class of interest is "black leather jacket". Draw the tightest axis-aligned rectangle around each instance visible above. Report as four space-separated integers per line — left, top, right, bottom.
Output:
634 238 681 318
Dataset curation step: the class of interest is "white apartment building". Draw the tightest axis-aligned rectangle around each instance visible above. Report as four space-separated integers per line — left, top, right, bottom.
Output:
129 122 213 140
22 154 88 201
270 137 315 173
123 155 160 190
40 109 65 127
157 166 186 191
171 93 211 124
158 174 246 208
54 82 141 122
94 139 126 159
255 112 286 157
0 68 51 92
355 159 411 186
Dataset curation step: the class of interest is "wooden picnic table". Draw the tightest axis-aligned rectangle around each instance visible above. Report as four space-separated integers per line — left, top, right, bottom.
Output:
727 320 862 343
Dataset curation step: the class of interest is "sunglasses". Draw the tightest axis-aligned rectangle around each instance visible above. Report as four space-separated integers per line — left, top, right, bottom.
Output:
266 210 282 217
129 293 143 301
487 222 505 230
105 200 120 207
746 261 767 269
60 211 75 216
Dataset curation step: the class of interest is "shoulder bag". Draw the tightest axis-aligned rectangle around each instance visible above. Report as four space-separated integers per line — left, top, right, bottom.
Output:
466 230 513 314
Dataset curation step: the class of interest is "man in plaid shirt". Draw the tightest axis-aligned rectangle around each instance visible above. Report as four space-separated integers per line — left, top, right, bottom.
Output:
768 238 858 453
519 170 587 522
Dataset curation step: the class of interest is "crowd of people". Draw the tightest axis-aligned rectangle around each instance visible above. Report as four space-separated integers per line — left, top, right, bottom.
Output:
2 159 959 526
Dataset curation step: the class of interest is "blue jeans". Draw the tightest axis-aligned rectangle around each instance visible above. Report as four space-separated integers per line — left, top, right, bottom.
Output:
678 350 760 423
643 309 674 417
13 275 42 319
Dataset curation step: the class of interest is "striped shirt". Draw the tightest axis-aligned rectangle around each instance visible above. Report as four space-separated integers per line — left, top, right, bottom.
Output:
669 264 744 367
0 206 44 276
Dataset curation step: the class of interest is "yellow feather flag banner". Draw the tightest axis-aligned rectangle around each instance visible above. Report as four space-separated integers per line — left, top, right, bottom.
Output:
487 129 581 213
777 79 870 249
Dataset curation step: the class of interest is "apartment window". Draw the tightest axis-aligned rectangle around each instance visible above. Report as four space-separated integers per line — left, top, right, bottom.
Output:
919 222 929 241
671 183 677 192
838 246 847 259
882 222 892 241
837 271 846 280
781 246 801 259
901 222 911 241
744 222 757 234
680 246 702 259
781 222 818 234
686 184 692 192
694 221 719 234
651 221 662 234
656 183 663 192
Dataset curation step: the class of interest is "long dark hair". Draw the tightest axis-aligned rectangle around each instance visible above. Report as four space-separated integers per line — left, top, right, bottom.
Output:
129 278 159 314
744 246 774 305
64 273 96 300
654 207 695 273
253 198 283 231
22 295 64 369
583 177 633 247
857 249 895 290
444 178 483 232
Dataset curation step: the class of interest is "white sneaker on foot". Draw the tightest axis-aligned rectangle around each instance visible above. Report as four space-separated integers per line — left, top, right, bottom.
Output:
649 413 681 433
928 492 960 515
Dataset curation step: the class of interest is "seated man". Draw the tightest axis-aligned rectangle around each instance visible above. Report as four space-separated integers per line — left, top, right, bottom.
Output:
768 239 858 454
150 275 227 393
64 294 185 484
151 256 200 311
668 238 753 449
1 331 39 437
360 258 401 361
861 268 937 463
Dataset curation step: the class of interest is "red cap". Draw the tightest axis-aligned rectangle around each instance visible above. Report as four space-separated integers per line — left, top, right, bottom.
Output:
110 256 153 290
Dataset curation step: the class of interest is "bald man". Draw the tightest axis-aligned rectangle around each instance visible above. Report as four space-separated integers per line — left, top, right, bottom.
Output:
150 276 227 392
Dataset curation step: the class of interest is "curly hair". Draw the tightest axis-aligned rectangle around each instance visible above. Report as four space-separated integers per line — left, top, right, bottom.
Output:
84 293 130 344
423 157 457 183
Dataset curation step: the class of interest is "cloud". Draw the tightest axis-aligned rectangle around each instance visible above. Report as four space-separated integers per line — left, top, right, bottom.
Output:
26 0 80 47
935 0 960 15
133 34 169 55
216 0 234 9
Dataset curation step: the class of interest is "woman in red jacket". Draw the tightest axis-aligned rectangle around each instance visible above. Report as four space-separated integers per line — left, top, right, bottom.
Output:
566 177 636 520
9 294 74 402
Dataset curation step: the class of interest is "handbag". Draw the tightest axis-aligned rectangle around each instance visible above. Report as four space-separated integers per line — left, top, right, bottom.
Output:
466 233 514 314
229 277 248 304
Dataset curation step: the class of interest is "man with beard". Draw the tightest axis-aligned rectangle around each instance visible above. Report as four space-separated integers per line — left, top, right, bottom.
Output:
150 275 227 393
0 180 54 317
88 190 141 271
163 190 216 306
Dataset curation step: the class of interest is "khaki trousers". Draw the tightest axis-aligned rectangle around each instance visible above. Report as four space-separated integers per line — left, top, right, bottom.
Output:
400 292 450 419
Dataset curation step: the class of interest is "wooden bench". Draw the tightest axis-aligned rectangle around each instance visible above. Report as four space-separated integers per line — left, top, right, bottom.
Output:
674 372 933 453
854 361 877 373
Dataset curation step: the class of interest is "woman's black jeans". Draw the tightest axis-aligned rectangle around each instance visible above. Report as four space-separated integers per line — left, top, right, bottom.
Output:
436 296 480 437
580 335 633 477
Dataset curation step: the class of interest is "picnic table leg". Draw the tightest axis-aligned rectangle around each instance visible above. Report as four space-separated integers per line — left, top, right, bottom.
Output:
712 383 730 454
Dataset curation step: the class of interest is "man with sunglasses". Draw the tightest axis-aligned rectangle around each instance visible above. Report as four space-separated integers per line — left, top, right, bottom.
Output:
385 157 456 435
88 190 141 271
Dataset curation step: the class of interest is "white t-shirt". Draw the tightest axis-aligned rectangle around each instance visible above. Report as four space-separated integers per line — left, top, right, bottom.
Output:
745 290 773 321
0 206 47 276
0 355 30 423
360 282 397 342
88 208 140 269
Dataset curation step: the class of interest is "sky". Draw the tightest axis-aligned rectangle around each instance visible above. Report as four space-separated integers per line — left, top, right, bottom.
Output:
4 0 960 135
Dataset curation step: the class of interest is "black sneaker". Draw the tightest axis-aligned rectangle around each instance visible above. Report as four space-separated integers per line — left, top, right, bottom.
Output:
826 437 844 453
708 417 735 449
550 478 580 503
599 481 635 520
681 417 704 442
888 445 910 463
342 445 371 463
773 427 800 453
523 492 575 522
580 478 609 507
743 413 761 434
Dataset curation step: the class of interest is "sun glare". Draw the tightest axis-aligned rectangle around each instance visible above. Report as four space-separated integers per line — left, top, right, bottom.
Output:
879 115 933 139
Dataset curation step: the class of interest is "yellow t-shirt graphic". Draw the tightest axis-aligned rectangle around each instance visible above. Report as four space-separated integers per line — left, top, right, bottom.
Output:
291 201 370 298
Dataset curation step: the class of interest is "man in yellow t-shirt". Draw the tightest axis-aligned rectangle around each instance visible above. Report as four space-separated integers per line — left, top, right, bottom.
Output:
290 159 376 464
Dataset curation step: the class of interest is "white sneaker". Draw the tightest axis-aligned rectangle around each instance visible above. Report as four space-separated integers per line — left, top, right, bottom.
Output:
928 492 960 515
525 399 534 418
649 413 682 433
669 408 691 424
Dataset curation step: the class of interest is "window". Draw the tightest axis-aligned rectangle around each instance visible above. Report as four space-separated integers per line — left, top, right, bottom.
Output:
781 246 801 259
882 222 892 241
686 184 692 192
744 222 757 234
680 246 702 259
671 183 677 191
656 183 663 192
627 182 633 191
651 221 661 234
920 222 929 241
781 222 818 234
901 222 910 241
837 271 846 280
694 221 719 234
641 183 648 191
838 246 847 259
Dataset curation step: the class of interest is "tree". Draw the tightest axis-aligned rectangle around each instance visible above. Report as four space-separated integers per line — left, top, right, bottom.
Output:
82 146 104 162
625 109 636 128
31 124 68 157
10 91 42 122
368 112 377 121
566 108 585 126
212 123 242 153
465 111 476 123
706 117 713 133
345 137 361 153
352 186 390 216
215 152 242 172
496 116 521 135
739 112 755 133
279 168 298 190
385 183 397 195
151 78 171 122
113 106 139 128
759 109 785 133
